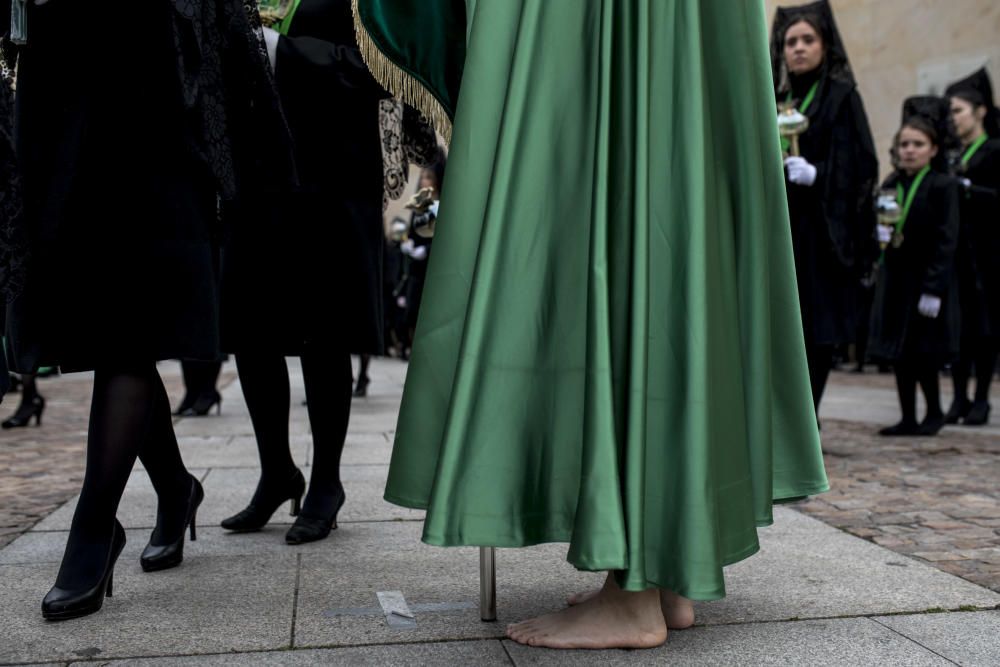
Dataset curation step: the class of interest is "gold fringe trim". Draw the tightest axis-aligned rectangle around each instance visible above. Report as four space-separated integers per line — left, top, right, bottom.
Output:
352 0 453 143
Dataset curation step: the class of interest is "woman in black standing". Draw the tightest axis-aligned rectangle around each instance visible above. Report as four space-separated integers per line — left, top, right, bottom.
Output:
944 68 1000 426
770 0 879 417
219 0 435 544
3 0 291 619
869 98 960 436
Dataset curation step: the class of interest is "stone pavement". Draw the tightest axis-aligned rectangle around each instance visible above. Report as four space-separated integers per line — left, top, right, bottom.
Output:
0 360 998 665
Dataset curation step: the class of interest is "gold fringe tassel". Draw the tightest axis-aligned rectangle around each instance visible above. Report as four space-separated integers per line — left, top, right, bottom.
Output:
352 0 453 144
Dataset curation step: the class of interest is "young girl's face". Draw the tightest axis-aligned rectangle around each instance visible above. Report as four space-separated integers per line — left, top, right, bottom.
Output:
949 96 986 142
896 126 938 174
783 21 824 76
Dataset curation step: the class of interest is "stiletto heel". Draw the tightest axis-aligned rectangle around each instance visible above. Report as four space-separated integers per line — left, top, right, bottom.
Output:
190 511 197 541
42 520 126 621
3 394 46 429
140 475 204 572
285 484 347 545
222 469 306 532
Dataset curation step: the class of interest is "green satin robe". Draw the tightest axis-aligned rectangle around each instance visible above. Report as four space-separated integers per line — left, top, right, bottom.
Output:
357 0 829 600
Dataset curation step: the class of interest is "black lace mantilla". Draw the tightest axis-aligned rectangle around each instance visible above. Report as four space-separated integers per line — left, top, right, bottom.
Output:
0 54 26 304
170 0 296 200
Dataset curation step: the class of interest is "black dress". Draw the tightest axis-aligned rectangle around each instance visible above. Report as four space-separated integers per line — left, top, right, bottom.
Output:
868 171 961 365
220 0 389 355
4 1 220 373
783 71 879 347
955 139 1000 341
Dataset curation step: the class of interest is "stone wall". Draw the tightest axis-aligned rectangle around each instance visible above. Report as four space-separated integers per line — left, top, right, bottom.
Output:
764 0 1000 177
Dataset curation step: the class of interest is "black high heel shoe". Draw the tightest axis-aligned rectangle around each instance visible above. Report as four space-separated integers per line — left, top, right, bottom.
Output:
181 390 222 417
140 475 205 572
2 394 45 428
42 520 126 621
221 469 306 532
353 376 369 398
285 484 346 545
944 398 971 424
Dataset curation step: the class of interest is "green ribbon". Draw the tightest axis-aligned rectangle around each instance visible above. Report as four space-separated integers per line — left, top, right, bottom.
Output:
961 133 989 167
272 0 303 36
781 80 819 152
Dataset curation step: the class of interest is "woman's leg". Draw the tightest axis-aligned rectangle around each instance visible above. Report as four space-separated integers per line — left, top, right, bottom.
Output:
300 344 353 518
917 362 945 435
221 353 304 531
880 362 918 435
49 363 157 593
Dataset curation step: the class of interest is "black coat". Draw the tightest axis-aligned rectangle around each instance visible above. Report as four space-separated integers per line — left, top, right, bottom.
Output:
867 171 961 365
783 74 879 347
4 1 220 373
220 0 389 355
955 139 1000 340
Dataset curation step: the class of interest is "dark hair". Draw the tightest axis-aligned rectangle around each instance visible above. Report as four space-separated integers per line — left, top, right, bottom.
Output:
898 117 939 146
782 14 826 50
950 90 988 111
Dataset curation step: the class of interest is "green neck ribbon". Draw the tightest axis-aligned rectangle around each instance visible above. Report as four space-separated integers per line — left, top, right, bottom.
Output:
785 80 820 115
961 133 989 166
895 165 932 236
273 0 303 36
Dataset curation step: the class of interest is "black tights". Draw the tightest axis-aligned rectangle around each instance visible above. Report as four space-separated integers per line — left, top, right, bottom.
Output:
235 346 353 518
55 363 191 590
894 360 943 425
805 343 834 414
951 337 998 405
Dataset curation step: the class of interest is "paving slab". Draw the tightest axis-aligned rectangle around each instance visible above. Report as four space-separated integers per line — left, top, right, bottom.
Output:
29 465 422 533
31 469 209 533
192 466 424 527
503 617 950 666
0 555 297 665
173 435 309 469
874 611 1000 666
65 640 511 666
699 507 1000 624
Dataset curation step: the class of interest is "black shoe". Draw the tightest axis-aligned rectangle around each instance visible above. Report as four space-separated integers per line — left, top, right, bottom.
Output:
917 413 946 436
963 400 991 426
221 469 306 532
173 393 197 416
879 420 919 436
285 485 346 545
140 475 205 572
181 391 222 417
2 394 45 428
353 377 369 398
42 520 126 621
944 398 971 424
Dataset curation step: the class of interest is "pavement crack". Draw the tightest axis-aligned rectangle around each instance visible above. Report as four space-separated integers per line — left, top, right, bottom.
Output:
290 552 302 649
868 617 961 665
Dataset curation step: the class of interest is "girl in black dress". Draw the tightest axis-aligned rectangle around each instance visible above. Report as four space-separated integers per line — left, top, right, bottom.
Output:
3 0 292 619
868 98 961 436
770 0 879 416
944 69 1000 426
219 0 436 544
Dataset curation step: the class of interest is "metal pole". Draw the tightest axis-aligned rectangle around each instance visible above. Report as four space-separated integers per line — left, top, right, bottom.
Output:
479 547 496 621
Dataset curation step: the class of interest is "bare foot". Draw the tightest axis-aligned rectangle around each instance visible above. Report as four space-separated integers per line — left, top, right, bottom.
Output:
568 585 695 629
508 577 667 649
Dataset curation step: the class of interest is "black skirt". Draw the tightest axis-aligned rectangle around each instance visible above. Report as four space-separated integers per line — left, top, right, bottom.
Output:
4 1 221 373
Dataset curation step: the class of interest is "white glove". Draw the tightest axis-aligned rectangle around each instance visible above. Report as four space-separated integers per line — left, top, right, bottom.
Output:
429 200 440 217
918 294 942 319
263 27 280 71
784 156 818 187
396 295 407 308
959 177 972 191
409 245 428 261
876 225 893 244
400 239 415 256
